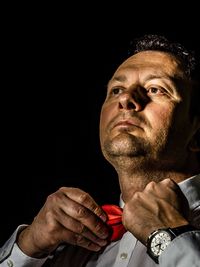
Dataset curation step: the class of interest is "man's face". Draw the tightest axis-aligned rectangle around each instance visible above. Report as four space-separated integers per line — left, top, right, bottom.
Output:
100 51 196 169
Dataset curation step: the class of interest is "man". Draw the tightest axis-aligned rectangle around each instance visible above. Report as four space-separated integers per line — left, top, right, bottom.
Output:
0 34 200 266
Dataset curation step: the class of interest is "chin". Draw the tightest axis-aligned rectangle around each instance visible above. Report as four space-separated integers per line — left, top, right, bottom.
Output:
103 134 146 157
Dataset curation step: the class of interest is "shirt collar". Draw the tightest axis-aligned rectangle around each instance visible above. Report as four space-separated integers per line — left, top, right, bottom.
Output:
119 174 200 211
119 195 125 209
178 174 200 211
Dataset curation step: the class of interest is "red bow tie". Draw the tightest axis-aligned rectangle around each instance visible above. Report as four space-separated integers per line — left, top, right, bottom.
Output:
101 204 126 242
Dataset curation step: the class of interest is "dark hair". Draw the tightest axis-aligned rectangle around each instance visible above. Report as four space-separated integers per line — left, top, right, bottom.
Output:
128 34 199 82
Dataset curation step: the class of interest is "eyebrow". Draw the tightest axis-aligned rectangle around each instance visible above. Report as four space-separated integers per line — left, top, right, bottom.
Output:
110 75 127 83
108 73 172 87
107 75 127 87
144 74 171 81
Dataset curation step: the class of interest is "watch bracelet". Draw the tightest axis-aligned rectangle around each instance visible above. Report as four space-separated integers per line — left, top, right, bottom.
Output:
168 224 196 237
147 223 196 244
146 224 197 264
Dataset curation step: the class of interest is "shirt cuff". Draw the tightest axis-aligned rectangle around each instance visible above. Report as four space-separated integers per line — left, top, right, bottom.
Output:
0 225 48 267
159 231 200 267
2 243 48 267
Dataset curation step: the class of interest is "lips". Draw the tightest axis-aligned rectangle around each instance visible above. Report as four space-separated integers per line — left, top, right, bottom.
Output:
113 119 142 129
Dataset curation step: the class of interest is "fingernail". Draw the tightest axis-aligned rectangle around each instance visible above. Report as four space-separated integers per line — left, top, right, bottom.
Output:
100 230 109 239
96 238 108 246
100 214 107 222
90 244 101 251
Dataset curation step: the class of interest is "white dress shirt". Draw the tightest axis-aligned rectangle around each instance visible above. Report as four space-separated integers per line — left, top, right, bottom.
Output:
0 175 200 267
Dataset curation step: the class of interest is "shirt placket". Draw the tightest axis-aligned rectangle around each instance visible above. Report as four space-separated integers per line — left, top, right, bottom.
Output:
113 232 137 267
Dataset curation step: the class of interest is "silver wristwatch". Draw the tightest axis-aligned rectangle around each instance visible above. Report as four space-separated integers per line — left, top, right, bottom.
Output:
146 224 196 263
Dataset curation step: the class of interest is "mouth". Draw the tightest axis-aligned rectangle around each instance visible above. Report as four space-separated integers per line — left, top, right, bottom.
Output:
113 120 142 130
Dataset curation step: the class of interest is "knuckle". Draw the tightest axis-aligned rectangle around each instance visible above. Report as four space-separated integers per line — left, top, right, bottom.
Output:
78 192 90 203
46 191 61 204
161 178 177 188
90 203 97 212
94 221 102 233
145 181 156 190
59 186 79 193
58 186 68 193
57 187 65 194
46 193 54 203
76 206 88 219
75 234 86 246
133 191 142 200
76 223 86 234
162 178 173 185
92 205 102 216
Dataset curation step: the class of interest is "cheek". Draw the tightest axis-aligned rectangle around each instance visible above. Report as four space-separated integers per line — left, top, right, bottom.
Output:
100 103 116 136
145 104 174 134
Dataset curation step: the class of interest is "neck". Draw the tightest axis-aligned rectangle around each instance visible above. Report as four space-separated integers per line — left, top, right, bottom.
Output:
113 155 200 203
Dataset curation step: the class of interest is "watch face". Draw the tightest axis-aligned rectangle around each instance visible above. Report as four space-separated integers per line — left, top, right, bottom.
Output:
150 230 172 256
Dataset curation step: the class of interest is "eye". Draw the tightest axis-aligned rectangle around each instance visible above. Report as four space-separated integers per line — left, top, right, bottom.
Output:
105 86 124 101
110 87 123 95
147 87 164 95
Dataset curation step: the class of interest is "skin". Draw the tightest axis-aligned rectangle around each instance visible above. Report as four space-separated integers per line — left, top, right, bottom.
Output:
17 51 200 257
17 188 110 257
100 51 200 243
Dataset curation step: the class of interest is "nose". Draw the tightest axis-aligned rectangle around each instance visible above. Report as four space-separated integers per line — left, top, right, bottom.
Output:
118 90 144 111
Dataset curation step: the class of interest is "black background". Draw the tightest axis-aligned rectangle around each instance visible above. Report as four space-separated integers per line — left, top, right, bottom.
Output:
1 4 199 246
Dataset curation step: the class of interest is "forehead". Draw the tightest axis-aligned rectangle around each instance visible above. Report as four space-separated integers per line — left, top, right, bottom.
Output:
114 51 186 79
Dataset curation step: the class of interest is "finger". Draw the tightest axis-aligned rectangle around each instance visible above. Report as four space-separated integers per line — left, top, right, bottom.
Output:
144 179 181 199
157 179 189 208
143 180 173 203
160 179 190 218
56 210 108 247
144 179 189 218
160 178 179 191
58 194 110 239
60 187 107 222
59 227 103 252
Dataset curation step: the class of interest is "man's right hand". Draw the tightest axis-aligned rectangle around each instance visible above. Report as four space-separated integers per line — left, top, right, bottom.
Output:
17 187 109 258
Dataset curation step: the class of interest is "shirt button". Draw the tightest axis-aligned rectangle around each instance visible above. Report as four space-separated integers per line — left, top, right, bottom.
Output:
120 252 128 259
7 259 13 267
